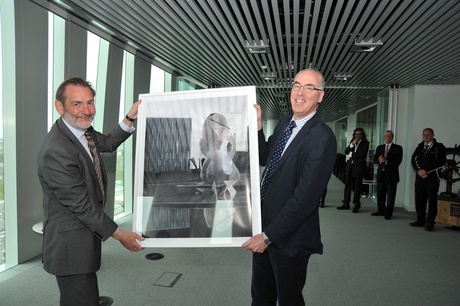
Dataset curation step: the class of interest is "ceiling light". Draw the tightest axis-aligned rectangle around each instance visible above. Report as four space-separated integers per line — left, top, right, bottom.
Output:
245 40 270 54
353 38 383 52
260 72 277 81
334 73 353 81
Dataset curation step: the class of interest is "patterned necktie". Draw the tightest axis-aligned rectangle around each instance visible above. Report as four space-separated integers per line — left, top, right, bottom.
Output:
84 131 105 199
260 121 296 200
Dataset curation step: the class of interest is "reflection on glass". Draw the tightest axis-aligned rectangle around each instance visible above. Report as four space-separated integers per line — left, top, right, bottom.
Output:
357 105 378 199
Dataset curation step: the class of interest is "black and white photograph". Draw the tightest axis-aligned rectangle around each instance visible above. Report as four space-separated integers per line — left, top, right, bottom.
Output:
133 87 261 247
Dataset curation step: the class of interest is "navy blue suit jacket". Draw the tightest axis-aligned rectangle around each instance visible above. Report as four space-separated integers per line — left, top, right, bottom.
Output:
344 139 370 178
373 143 403 183
258 114 336 257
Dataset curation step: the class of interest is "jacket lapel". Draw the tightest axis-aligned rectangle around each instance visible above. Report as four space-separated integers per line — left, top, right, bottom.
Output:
273 114 319 171
56 119 104 183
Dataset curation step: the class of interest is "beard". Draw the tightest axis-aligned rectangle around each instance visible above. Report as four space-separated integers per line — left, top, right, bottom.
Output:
63 111 93 131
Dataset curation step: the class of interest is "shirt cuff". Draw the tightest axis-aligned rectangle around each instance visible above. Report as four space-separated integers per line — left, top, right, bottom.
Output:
120 121 135 133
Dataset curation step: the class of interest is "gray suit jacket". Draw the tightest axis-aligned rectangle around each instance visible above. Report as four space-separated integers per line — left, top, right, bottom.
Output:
37 118 131 276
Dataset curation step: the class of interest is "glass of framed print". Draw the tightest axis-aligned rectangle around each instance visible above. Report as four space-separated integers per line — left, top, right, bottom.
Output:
133 86 261 247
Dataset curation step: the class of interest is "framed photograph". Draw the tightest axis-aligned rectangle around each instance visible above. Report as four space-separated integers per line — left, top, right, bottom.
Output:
133 86 261 247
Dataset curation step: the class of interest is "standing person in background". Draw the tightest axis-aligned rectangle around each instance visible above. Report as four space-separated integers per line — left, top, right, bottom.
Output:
371 130 403 219
338 127 370 213
242 69 336 306
410 128 446 231
37 77 145 305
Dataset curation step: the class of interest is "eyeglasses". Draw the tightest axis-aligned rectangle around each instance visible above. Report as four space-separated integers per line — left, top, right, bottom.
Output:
292 83 323 93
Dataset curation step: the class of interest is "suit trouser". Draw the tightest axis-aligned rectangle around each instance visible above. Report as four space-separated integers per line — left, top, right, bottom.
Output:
56 272 99 306
414 178 440 225
343 174 363 205
251 251 310 306
376 176 398 216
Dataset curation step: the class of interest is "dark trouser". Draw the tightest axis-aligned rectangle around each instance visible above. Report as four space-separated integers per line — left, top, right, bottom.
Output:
377 176 398 217
251 251 310 306
56 273 99 306
321 188 327 203
414 178 440 225
343 175 364 205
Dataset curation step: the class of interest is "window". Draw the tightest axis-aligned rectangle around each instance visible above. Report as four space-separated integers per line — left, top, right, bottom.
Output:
0 10 5 266
86 32 109 131
150 65 166 93
177 78 195 91
0 0 18 270
114 51 136 218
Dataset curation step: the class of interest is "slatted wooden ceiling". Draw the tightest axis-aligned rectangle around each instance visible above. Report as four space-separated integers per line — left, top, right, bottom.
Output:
37 0 460 121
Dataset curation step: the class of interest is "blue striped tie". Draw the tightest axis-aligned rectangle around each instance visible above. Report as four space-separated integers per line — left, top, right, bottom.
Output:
84 131 105 200
260 121 296 200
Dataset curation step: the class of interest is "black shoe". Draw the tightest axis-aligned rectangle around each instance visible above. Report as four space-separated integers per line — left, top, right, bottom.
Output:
352 203 361 213
337 205 350 210
384 216 391 220
371 212 384 216
99 296 114 306
425 225 434 232
409 221 425 227
320 201 325 208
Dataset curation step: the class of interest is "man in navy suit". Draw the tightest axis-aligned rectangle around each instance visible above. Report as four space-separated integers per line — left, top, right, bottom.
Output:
37 78 144 305
371 130 403 219
242 69 336 306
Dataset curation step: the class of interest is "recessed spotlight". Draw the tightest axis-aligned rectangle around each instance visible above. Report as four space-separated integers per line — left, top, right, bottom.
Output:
352 38 383 52
334 73 353 81
245 40 270 54
260 72 277 80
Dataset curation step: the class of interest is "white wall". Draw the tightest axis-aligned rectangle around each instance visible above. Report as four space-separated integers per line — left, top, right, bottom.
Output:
396 85 460 212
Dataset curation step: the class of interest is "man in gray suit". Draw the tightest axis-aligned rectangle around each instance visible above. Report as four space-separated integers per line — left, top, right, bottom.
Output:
37 77 144 305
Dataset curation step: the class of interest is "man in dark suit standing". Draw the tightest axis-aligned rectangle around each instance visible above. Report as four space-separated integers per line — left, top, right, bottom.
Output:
37 78 145 305
337 127 370 213
242 69 336 306
371 130 403 219
410 128 446 231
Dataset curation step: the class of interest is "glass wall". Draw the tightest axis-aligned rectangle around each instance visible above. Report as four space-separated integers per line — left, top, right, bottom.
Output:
0 0 18 270
86 32 109 131
376 89 390 146
0 10 5 266
114 51 135 218
356 105 377 199
357 105 377 162
150 65 166 93
335 117 348 154
48 13 65 126
178 78 196 91
0 0 201 270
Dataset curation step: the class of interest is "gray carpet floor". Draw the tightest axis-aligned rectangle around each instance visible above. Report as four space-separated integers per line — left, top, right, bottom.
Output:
1 175 459 305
